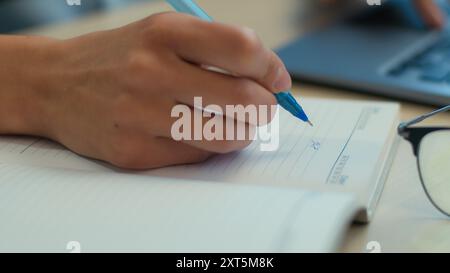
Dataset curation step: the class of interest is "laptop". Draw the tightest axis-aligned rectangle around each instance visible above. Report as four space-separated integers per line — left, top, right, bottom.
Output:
277 1 450 106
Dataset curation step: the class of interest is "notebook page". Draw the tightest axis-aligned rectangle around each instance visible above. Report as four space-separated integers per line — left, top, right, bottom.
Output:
0 99 399 197
0 136 111 171
0 164 358 252
151 99 399 195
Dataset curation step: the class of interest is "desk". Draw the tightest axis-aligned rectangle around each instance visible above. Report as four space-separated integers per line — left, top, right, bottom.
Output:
24 0 450 252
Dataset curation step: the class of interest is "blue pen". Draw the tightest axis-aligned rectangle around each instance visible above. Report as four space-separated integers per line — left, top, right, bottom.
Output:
166 0 313 126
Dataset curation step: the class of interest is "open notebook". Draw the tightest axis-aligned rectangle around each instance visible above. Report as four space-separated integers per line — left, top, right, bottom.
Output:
0 98 400 252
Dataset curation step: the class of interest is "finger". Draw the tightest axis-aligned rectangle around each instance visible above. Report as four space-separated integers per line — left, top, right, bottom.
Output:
120 101 257 154
110 136 214 170
176 107 256 154
151 13 292 93
164 105 256 154
168 60 277 125
414 0 446 28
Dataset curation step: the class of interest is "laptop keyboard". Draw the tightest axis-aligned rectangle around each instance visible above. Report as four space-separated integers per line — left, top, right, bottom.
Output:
389 34 450 84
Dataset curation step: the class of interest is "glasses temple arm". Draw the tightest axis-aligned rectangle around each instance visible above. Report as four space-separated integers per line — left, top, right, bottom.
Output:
399 105 450 133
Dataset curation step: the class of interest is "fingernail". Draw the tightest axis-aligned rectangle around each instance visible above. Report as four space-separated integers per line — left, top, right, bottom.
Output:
273 67 292 91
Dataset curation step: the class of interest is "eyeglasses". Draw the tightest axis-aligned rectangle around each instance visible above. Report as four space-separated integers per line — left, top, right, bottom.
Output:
398 105 450 217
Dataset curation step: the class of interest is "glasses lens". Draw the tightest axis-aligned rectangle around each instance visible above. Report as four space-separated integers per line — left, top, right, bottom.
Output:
418 130 450 215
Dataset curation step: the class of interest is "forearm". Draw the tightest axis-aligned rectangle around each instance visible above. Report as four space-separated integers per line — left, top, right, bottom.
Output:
0 35 59 138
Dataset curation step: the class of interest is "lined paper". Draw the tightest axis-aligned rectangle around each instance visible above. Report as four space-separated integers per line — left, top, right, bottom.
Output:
151 99 399 194
0 164 357 252
0 99 399 193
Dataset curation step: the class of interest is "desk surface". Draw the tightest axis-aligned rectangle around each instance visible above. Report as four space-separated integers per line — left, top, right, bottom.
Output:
24 0 450 252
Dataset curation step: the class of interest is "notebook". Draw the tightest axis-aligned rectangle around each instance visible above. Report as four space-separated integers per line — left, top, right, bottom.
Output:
0 98 400 252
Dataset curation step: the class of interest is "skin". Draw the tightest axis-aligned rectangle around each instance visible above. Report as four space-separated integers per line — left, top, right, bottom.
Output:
0 13 287 169
413 0 446 28
324 0 446 28
0 1 446 170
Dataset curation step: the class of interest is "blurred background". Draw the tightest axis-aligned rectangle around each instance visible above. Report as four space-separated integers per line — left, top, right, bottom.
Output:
0 0 353 34
0 0 153 33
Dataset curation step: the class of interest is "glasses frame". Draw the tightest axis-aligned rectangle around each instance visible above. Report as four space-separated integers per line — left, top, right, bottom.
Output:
398 105 450 217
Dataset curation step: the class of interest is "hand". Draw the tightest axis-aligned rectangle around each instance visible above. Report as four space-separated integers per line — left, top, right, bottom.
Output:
4 13 290 169
413 0 446 28
321 0 447 28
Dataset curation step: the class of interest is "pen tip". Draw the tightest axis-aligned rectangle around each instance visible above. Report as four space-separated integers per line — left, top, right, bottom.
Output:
307 121 314 127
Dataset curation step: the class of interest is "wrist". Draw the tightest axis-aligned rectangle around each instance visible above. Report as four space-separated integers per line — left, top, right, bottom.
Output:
0 35 63 139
